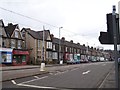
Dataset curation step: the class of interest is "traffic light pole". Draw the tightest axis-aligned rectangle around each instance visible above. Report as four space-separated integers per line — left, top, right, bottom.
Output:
112 5 119 89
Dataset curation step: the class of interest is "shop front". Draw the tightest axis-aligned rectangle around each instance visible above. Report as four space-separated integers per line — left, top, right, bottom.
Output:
12 49 29 65
1 48 13 65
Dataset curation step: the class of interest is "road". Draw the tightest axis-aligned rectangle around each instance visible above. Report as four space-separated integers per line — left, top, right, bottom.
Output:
2 62 114 89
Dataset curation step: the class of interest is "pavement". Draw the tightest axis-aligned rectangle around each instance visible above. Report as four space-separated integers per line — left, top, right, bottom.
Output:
1 63 120 88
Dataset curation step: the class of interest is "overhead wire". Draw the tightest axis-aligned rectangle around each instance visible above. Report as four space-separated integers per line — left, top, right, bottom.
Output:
0 7 87 37
0 6 105 39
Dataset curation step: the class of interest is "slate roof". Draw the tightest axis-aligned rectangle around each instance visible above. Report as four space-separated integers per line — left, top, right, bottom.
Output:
52 37 59 44
22 28 50 40
4 23 18 37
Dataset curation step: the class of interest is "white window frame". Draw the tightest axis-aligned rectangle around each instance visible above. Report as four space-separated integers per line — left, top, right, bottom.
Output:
47 42 52 49
38 40 41 48
66 47 68 52
53 44 55 51
18 40 21 49
15 31 18 38
11 39 15 49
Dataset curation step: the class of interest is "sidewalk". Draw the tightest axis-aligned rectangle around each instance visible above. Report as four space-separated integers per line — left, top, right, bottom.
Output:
1 64 66 71
1 64 66 82
98 67 116 88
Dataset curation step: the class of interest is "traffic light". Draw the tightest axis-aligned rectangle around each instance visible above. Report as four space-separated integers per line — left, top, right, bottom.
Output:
99 32 111 44
99 13 120 44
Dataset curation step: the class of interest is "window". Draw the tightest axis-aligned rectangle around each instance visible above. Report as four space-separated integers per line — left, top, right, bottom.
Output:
47 42 52 49
59 46 61 52
11 39 15 49
38 40 41 48
18 40 21 49
52 52 57 59
66 47 68 52
53 44 55 51
22 31 25 37
74 49 76 53
46 51 52 59
22 56 26 61
15 31 18 38
77 49 79 53
70 48 71 53
2 39 6 47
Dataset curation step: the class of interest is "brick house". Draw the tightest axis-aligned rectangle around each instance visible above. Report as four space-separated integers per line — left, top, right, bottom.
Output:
21 28 52 64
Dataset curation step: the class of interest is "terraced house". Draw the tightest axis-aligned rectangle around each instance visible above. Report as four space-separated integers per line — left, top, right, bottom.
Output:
21 28 52 64
1 21 29 66
1 20 111 66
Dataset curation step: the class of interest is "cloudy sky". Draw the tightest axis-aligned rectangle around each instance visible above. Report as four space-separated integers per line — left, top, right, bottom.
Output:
0 0 120 50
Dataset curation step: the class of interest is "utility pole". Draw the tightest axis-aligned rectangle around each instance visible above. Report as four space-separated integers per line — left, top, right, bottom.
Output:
0 20 2 90
40 26 45 71
112 5 119 89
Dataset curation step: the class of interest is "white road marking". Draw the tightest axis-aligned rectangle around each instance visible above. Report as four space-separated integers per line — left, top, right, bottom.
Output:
11 80 17 85
70 68 79 71
98 70 111 88
17 83 58 89
82 70 91 75
34 76 39 79
20 76 48 84
54 71 61 75
17 83 72 90
49 73 54 75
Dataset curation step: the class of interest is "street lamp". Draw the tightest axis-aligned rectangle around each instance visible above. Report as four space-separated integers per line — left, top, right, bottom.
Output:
59 27 63 64
40 26 45 71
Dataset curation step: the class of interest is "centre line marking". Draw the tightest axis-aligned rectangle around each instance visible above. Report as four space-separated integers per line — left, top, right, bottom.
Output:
82 70 91 75
11 80 17 85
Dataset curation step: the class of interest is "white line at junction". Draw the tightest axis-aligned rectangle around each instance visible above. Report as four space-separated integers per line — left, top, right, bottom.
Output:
19 76 48 84
17 83 72 90
11 80 17 85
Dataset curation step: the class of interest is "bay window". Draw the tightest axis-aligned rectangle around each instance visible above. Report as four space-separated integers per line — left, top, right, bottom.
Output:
47 42 52 49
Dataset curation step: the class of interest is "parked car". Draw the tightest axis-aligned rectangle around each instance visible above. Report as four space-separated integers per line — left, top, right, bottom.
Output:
74 59 80 64
67 59 75 64
99 57 105 62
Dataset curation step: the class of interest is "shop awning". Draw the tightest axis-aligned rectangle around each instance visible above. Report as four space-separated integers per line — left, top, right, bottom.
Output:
13 50 29 55
0 48 13 52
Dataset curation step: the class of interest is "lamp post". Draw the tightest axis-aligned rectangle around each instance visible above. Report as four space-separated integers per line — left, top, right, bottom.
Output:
40 26 45 71
86 42 88 61
59 27 63 64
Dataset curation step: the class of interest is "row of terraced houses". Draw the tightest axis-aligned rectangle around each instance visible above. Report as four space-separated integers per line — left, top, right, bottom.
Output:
0 20 113 66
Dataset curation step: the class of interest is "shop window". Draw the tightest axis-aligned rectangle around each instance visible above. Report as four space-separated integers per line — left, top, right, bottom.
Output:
22 56 26 61
16 56 22 64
